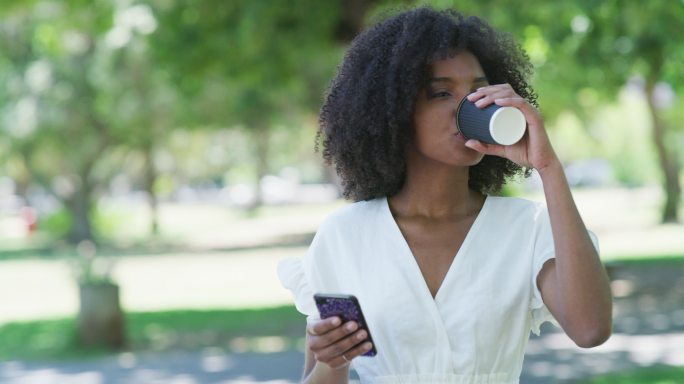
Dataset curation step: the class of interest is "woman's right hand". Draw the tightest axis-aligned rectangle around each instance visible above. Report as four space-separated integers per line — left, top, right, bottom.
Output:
307 316 373 369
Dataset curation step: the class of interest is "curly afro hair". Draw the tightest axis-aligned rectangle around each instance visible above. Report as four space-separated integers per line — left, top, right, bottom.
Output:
318 6 537 201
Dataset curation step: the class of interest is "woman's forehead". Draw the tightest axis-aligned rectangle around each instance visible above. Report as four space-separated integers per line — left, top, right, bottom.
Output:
429 51 486 80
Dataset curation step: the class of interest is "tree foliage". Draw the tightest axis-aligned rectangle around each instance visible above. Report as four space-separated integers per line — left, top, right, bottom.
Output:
415 0 683 222
0 0 362 242
525 0 684 222
1 0 681 246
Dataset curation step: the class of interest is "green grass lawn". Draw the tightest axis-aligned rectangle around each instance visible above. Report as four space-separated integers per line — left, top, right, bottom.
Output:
603 253 684 264
581 366 684 383
1 260 683 384
3 305 682 384
0 305 305 361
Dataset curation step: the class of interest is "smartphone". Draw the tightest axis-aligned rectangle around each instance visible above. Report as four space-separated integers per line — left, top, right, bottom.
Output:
313 293 377 357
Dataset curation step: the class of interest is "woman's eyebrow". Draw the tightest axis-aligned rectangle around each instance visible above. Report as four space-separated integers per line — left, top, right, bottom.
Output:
429 76 489 84
429 77 454 84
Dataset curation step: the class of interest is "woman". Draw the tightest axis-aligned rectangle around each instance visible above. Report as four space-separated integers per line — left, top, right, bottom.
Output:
278 7 612 384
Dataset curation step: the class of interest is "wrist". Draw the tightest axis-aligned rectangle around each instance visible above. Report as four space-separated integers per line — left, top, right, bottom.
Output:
536 157 563 179
306 362 350 384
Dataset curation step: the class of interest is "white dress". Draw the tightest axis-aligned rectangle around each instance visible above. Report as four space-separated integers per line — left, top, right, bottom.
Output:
277 196 598 384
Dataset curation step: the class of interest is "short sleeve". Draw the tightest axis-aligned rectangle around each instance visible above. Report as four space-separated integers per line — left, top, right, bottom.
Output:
529 204 600 335
277 219 337 320
277 257 317 317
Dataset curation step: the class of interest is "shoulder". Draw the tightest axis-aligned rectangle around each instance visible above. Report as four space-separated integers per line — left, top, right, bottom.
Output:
304 198 386 267
484 195 550 232
486 195 546 217
318 197 386 233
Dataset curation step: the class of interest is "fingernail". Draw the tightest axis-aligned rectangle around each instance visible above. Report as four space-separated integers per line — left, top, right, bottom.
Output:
346 322 357 331
364 342 373 350
357 331 367 340
331 317 341 326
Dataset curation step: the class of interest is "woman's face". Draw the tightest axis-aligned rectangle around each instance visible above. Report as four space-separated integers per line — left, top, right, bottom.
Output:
411 51 489 167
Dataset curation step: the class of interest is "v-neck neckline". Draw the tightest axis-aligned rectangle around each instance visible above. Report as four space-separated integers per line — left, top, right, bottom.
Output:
382 195 491 302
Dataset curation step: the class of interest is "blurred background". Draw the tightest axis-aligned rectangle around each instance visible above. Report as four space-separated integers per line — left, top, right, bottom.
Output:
0 0 682 383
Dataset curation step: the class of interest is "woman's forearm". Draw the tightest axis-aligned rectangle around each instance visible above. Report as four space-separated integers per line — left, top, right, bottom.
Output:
302 342 350 384
538 160 613 346
304 364 349 384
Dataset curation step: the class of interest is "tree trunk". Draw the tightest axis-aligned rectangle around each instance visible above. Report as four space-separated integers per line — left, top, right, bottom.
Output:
67 180 94 244
77 282 125 348
131 52 160 235
249 125 270 210
13 154 32 202
143 142 159 235
645 80 681 223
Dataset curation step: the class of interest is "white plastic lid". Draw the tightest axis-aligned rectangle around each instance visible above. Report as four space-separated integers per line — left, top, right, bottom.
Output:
489 106 526 145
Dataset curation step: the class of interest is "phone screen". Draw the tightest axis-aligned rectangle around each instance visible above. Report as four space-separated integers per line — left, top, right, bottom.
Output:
313 293 377 357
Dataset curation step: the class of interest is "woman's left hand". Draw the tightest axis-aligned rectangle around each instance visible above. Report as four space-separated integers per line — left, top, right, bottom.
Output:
464 83 559 172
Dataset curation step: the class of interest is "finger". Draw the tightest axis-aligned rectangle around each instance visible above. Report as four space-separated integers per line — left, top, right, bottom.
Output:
318 339 373 369
308 321 359 350
329 354 351 370
315 328 368 362
344 340 375 360
308 316 341 337
473 89 518 108
466 83 513 102
465 139 507 157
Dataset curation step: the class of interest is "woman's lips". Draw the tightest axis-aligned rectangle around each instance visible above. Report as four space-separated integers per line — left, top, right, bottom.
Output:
453 130 467 144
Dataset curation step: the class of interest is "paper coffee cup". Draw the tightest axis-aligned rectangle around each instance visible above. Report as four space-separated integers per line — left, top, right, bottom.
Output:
456 97 526 145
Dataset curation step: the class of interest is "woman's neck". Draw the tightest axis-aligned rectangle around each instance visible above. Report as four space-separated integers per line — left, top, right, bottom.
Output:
389 156 484 220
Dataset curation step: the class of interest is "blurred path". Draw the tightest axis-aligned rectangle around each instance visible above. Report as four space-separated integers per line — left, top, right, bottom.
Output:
0 350 303 384
1 329 683 383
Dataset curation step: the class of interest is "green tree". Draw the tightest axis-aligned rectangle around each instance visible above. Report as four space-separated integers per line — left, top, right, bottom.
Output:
0 0 380 244
148 0 369 208
100 2 179 235
510 0 683 223
0 0 171 242
0 0 117 243
413 0 683 222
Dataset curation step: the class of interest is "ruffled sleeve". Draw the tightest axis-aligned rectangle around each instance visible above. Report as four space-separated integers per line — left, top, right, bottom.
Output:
529 204 600 335
277 257 318 317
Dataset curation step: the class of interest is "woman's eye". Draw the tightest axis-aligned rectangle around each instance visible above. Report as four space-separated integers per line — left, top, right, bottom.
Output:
431 91 451 98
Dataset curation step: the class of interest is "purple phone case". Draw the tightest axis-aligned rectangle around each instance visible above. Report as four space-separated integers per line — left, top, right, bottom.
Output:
313 293 377 357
